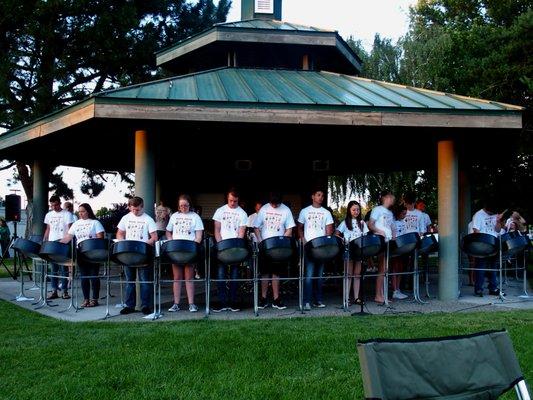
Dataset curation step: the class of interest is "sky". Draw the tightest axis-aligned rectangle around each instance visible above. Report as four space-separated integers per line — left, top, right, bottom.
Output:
0 0 417 211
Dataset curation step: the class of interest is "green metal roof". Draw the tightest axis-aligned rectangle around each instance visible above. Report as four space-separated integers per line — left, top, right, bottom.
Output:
99 67 521 111
213 18 333 32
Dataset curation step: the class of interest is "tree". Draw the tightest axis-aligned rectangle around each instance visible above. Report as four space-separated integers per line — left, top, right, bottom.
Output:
0 0 231 235
400 0 532 107
329 170 437 218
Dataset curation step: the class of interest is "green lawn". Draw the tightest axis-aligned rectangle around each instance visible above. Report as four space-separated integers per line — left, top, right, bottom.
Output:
0 301 531 399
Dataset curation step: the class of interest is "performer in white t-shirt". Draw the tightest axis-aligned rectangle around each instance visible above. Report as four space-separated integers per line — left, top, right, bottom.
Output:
61 203 105 308
212 188 248 312
390 204 409 300
297 188 334 311
116 196 158 315
44 195 76 300
246 201 263 244
166 194 204 313
368 190 395 304
254 192 295 310
415 199 432 233
335 200 368 306
471 198 505 297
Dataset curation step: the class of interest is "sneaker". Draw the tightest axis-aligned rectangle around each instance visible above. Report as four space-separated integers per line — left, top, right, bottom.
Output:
258 297 269 309
489 289 505 296
168 303 180 312
189 304 198 313
141 306 152 315
120 307 135 315
272 298 287 310
303 302 311 311
229 303 241 312
313 302 326 308
211 304 228 313
392 290 408 300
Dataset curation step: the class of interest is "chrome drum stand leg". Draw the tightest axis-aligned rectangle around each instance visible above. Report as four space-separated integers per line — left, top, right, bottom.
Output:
299 240 304 314
205 238 211 317
15 250 33 302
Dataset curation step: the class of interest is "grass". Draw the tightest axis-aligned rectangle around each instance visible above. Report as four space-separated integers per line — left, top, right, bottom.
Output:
0 301 532 399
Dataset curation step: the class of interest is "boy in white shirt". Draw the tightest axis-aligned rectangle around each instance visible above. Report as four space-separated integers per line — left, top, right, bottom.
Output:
297 188 334 311
212 189 248 312
368 190 395 304
44 195 76 300
471 199 505 297
254 192 295 310
116 196 158 315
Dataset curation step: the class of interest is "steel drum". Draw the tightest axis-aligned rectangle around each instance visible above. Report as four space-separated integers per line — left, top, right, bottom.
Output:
259 236 296 262
161 239 200 264
216 238 250 264
501 232 529 256
349 234 385 260
461 233 499 258
11 238 41 258
78 238 111 263
305 235 342 262
111 240 153 267
419 234 439 254
40 241 72 265
389 232 420 257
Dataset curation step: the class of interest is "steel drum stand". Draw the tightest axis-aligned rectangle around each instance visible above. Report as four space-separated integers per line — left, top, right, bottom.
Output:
59 242 80 313
205 237 211 317
13 249 34 302
150 253 162 320
352 237 370 316
299 239 304 314
35 260 60 309
412 249 427 304
383 242 390 306
342 243 348 312
252 242 259 317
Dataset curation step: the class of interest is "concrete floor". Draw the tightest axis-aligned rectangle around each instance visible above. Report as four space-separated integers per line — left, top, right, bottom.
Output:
1 263 531 322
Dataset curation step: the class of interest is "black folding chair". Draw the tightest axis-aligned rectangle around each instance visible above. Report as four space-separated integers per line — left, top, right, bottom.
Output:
357 329 530 399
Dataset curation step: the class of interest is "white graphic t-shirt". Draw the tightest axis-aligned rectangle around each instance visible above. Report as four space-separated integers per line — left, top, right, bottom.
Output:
404 209 424 234
370 205 394 241
394 219 407 237
166 211 204 241
68 219 105 243
336 219 369 243
117 212 157 242
298 206 334 242
254 203 296 240
212 204 248 240
420 212 431 233
472 209 500 237
44 210 76 241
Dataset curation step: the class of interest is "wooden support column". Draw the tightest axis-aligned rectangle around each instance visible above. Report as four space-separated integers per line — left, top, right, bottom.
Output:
438 140 459 300
32 160 49 236
134 130 155 217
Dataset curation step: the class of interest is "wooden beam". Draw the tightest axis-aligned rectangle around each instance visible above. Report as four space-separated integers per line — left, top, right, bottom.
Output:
0 101 95 150
95 102 522 129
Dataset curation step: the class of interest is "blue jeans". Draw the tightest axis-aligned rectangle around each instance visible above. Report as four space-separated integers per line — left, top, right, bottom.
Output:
304 258 324 304
217 264 239 306
124 265 153 309
78 258 101 300
50 263 68 292
474 256 498 292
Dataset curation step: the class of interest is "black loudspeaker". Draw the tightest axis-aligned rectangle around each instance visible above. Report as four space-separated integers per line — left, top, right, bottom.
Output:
5 194 21 222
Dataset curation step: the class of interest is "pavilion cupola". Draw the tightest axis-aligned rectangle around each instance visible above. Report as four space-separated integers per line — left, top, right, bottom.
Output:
241 0 283 20
155 0 361 76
